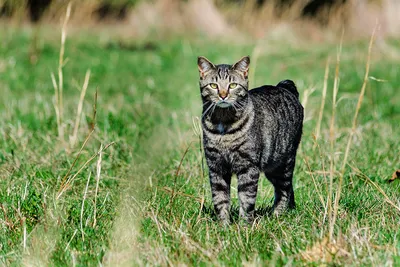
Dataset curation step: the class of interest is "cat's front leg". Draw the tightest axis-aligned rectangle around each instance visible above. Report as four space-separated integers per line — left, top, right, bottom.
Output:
210 169 232 224
209 170 232 225
237 166 260 224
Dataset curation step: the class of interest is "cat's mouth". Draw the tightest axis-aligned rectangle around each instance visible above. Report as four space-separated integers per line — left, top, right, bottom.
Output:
216 101 232 108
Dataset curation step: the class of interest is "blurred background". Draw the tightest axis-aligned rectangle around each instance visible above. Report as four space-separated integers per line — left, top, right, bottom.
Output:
1 0 399 39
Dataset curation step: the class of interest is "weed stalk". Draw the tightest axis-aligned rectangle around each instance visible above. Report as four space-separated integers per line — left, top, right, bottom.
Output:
328 30 343 242
314 57 330 145
331 25 378 239
93 143 103 227
71 70 91 147
52 2 71 143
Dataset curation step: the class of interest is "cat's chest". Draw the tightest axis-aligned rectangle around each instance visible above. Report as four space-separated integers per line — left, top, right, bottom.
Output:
205 141 256 170
216 123 226 134
203 117 255 151
206 130 244 149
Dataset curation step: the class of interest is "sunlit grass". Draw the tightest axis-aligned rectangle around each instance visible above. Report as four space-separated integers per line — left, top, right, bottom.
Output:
0 26 399 265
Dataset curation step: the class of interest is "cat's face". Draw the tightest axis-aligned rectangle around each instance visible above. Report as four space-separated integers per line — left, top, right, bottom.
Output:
198 56 250 108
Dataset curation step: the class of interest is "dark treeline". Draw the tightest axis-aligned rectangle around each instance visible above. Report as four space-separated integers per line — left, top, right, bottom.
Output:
229 0 347 17
0 0 347 23
0 0 133 22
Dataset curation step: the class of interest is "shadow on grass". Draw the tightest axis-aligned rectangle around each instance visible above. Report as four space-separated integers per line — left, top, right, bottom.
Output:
200 203 276 223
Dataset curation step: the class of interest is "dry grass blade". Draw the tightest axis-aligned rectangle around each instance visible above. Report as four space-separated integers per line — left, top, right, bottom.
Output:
303 156 325 208
154 216 219 264
192 116 206 221
168 142 193 216
53 2 72 142
23 218 26 251
340 25 377 174
58 2 71 126
314 57 330 143
80 172 91 242
93 143 103 227
312 139 330 231
192 116 204 181
331 24 378 241
150 209 165 243
64 229 78 252
175 228 216 262
51 72 62 140
71 70 91 148
328 30 343 242
91 88 98 131
57 128 95 198
158 186 203 203
58 87 99 199
57 142 114 199
175 142 193 178
301 87 316 112
349 164 400 213
160 187 202 203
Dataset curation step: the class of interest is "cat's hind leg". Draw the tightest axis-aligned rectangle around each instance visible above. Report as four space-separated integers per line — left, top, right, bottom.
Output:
266 158 296 215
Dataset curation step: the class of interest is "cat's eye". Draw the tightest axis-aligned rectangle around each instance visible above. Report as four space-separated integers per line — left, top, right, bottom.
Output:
210 83 218 89
229 83 237 89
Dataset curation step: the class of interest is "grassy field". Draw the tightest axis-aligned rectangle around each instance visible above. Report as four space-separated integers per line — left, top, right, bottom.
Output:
0 25 399 266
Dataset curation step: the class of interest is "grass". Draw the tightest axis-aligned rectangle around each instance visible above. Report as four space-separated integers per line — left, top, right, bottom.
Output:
0 25 400 265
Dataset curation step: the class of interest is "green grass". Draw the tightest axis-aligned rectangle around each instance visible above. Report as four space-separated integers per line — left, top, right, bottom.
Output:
0 26 399 265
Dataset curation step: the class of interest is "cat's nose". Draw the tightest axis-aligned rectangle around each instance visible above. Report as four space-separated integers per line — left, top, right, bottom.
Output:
219 89 228 100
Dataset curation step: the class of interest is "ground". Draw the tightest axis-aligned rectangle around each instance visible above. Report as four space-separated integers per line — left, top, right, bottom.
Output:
0 26 399 265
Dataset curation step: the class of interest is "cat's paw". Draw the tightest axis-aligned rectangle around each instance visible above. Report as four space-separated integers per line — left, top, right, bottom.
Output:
217 212 231 226
219 218 231 227
273 200 295 216
242 216 255 225
272 205 287 216
239 209 255 225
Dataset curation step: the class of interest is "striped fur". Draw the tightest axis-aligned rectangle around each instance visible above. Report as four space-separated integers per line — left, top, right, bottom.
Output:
198 56 304 224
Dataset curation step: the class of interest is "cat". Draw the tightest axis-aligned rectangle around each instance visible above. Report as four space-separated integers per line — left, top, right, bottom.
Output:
198 56 303 224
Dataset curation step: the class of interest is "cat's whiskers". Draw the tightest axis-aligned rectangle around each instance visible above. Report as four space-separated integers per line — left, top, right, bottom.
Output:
231 103 238 112
202 102 216 120
232 102 244 111
203 101 211 106
210 104 217 118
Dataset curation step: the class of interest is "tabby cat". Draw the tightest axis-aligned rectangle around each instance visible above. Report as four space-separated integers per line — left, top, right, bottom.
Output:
198 56 303 224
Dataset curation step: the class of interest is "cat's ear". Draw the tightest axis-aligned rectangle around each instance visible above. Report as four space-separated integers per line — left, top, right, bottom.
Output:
232 56 250 78
198 56 216 79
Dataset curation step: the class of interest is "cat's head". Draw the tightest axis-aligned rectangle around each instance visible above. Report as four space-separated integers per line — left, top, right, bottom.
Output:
197 56 250 108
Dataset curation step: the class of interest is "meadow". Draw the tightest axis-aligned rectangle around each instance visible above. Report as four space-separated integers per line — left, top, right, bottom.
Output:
0 24 399 266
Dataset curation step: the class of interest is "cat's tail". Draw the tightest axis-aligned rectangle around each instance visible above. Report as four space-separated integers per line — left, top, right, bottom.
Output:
276 80 299 99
